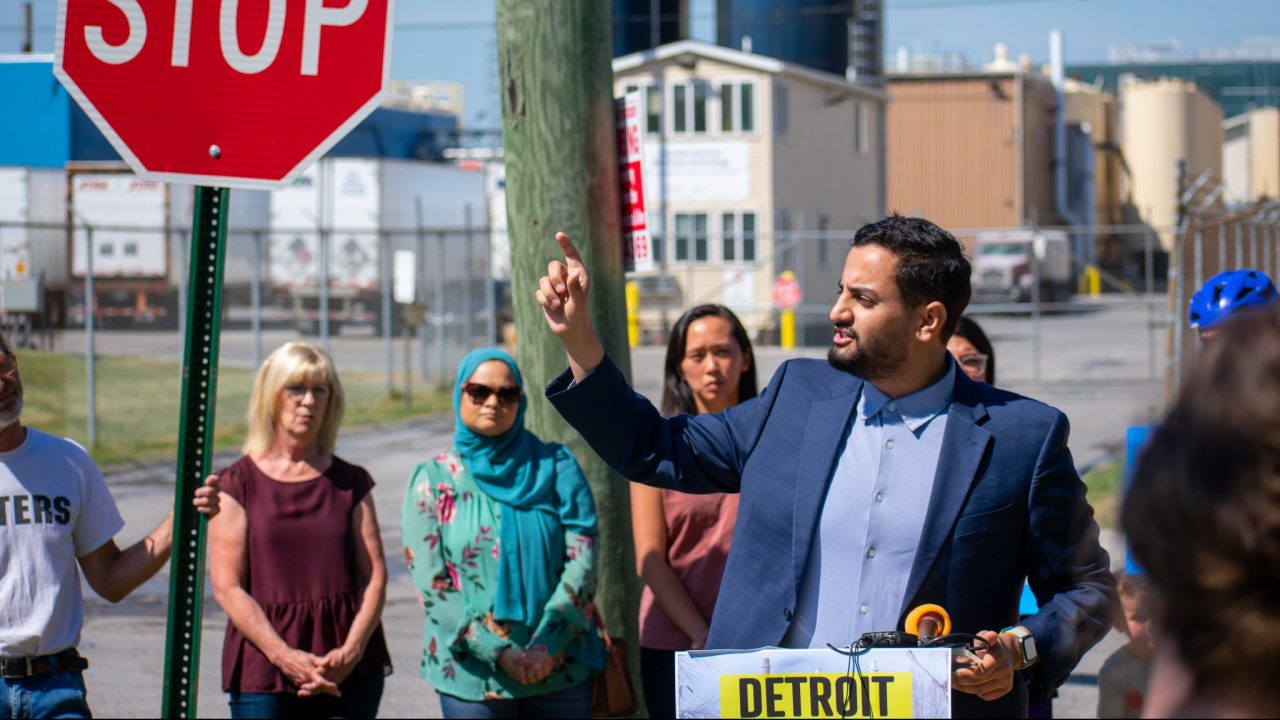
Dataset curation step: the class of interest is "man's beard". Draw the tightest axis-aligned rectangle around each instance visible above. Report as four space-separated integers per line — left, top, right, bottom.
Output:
827 325 909 381
0 395 23 430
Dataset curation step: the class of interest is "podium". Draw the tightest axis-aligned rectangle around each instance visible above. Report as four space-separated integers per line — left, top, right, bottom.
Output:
675 646 952 718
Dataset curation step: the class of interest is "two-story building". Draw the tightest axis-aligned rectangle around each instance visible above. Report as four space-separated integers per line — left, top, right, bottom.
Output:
613 40 886 344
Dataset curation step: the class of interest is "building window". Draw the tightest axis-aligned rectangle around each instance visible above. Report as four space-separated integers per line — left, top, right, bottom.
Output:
693 81 709 133
818 214 830 266
674 213 709 263
855 101 870 154
722 211 758 262
624 83 638 98
646 85 662 134
649 210 664 263
124 242 138 257
675 213 691 261
673 85 687 133
742 213 757 261
741 83 755 132
722 213 736 261
694 213 708 262
101 243 114 257
774 81 789 137
720 83 734 132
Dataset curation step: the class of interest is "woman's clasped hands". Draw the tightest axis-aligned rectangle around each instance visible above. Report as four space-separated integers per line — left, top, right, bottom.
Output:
497 646 559 685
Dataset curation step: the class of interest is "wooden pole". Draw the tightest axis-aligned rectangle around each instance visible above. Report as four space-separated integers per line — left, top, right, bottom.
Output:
496 0 641 702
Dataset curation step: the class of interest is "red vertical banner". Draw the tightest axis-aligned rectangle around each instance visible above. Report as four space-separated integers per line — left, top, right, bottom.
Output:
617 91 654 272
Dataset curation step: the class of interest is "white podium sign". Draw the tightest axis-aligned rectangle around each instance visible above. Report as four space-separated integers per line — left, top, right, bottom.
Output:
676 646 951 719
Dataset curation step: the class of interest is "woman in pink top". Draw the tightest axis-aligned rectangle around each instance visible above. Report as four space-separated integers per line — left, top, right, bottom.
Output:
632 304 757 718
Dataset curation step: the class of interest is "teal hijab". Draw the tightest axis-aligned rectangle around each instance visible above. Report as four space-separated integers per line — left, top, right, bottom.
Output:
453 348 598 627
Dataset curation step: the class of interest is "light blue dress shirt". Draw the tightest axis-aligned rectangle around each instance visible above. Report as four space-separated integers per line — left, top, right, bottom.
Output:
782 360 956 648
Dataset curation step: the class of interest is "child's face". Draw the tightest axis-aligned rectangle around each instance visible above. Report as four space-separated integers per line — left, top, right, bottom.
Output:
1122 593 1156 658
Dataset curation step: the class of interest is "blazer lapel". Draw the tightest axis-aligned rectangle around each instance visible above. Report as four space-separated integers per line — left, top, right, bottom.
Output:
792 376 862 590
899 377 992 615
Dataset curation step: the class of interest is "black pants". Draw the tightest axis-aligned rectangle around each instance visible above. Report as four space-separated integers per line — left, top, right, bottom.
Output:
640 647 677 719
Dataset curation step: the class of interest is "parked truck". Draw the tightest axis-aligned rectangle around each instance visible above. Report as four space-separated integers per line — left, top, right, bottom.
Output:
65 164 267 328
970 229 1073 303
0 166 66 327
0 163 265 329
268 157 487 334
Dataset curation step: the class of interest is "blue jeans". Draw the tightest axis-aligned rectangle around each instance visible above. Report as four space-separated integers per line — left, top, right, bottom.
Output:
438 680 593 719
0 671 91 719
229 669 384 719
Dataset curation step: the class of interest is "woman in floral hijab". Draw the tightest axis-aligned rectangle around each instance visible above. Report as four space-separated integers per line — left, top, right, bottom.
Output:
401 349 605 718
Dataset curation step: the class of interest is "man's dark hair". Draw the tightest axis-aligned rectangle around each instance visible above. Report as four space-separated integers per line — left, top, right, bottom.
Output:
851 215 971 340
1122 304 1280 712
660 304 758 417
952 315 996 385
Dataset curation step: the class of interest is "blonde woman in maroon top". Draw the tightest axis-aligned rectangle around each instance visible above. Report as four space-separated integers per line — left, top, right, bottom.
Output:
633 305 758 718
208 342 391 719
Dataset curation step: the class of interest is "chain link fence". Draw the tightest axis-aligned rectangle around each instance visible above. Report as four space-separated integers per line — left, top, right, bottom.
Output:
631 223 1168 383
0 219 498 466
3 211 1188 466
1168 171 1280 398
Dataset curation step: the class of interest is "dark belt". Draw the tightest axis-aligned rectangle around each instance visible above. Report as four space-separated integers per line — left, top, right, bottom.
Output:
0 649 88 680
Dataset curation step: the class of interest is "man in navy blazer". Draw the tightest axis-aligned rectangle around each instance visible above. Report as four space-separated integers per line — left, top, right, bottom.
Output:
535 216 1115 718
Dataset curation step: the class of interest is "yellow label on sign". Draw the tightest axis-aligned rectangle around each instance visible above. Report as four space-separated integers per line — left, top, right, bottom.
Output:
718 672 913 718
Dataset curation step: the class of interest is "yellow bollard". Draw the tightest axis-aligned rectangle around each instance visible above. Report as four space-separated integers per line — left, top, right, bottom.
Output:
780 310 796 349
1078 266 1103 296
625 281 640 348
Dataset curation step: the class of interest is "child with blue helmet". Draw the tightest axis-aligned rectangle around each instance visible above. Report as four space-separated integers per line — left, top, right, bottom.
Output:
1187 269 1279 340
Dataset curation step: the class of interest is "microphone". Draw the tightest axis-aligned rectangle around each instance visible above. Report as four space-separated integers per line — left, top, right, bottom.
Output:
904 603 951 641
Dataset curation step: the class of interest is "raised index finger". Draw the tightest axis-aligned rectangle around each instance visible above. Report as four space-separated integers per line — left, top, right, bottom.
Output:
555 232 584 267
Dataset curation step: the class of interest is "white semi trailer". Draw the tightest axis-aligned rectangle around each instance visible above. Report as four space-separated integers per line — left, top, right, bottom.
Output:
268 157 487 334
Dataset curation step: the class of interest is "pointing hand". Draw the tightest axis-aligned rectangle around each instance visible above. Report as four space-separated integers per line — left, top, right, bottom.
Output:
535 232 591 339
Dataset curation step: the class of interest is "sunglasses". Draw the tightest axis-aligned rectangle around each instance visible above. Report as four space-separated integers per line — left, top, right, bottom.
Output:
462 382 521 405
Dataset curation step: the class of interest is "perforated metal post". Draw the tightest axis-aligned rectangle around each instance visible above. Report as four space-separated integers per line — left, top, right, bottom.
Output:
162 186 229 718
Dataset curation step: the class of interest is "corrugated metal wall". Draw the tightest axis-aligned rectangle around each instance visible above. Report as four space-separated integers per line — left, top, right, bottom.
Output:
886 74 1059 234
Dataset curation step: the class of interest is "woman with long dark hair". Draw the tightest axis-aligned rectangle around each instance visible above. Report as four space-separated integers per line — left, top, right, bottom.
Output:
947 315 995 385
634 305 757 718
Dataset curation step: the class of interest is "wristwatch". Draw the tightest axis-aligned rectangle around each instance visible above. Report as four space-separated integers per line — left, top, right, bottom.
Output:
1001 626 1038 670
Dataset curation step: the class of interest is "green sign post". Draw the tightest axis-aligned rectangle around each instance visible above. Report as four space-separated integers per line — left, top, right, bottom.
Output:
161 187 230 718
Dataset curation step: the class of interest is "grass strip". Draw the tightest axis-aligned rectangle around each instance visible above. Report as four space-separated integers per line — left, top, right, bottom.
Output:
18 350 450 468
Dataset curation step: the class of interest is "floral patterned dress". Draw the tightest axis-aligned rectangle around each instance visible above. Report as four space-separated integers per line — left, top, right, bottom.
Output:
402 449 603 702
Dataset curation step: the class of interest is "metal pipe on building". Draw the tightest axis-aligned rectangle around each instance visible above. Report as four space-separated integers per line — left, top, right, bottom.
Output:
1049 30 1084 261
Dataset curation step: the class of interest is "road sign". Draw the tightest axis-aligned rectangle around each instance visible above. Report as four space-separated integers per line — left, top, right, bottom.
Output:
616 90 654 272
54 0 396 190
772 270 802 310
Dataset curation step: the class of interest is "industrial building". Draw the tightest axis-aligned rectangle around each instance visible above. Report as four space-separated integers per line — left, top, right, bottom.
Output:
611 0 884 85
0 54 483 332
1223 107 1280 205
0 55 461 170
885 53 1062 231
1067 58 1280 120
613 39 886 343
1119 76 1224 251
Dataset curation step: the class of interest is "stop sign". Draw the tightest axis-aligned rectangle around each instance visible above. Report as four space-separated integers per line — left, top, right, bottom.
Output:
772 271 802 310
54 0 395 189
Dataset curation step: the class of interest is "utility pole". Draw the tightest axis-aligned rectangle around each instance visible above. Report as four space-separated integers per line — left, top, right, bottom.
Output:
496 0 641 698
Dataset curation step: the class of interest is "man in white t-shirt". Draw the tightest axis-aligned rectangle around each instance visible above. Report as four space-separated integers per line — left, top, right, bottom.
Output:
0 331 220 719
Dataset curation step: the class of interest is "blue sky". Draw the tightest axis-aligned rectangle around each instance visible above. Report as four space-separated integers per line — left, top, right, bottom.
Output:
3 0 1275 131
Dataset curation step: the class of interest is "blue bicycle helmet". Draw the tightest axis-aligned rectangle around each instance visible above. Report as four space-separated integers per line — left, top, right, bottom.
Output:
1188 269 1279 329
